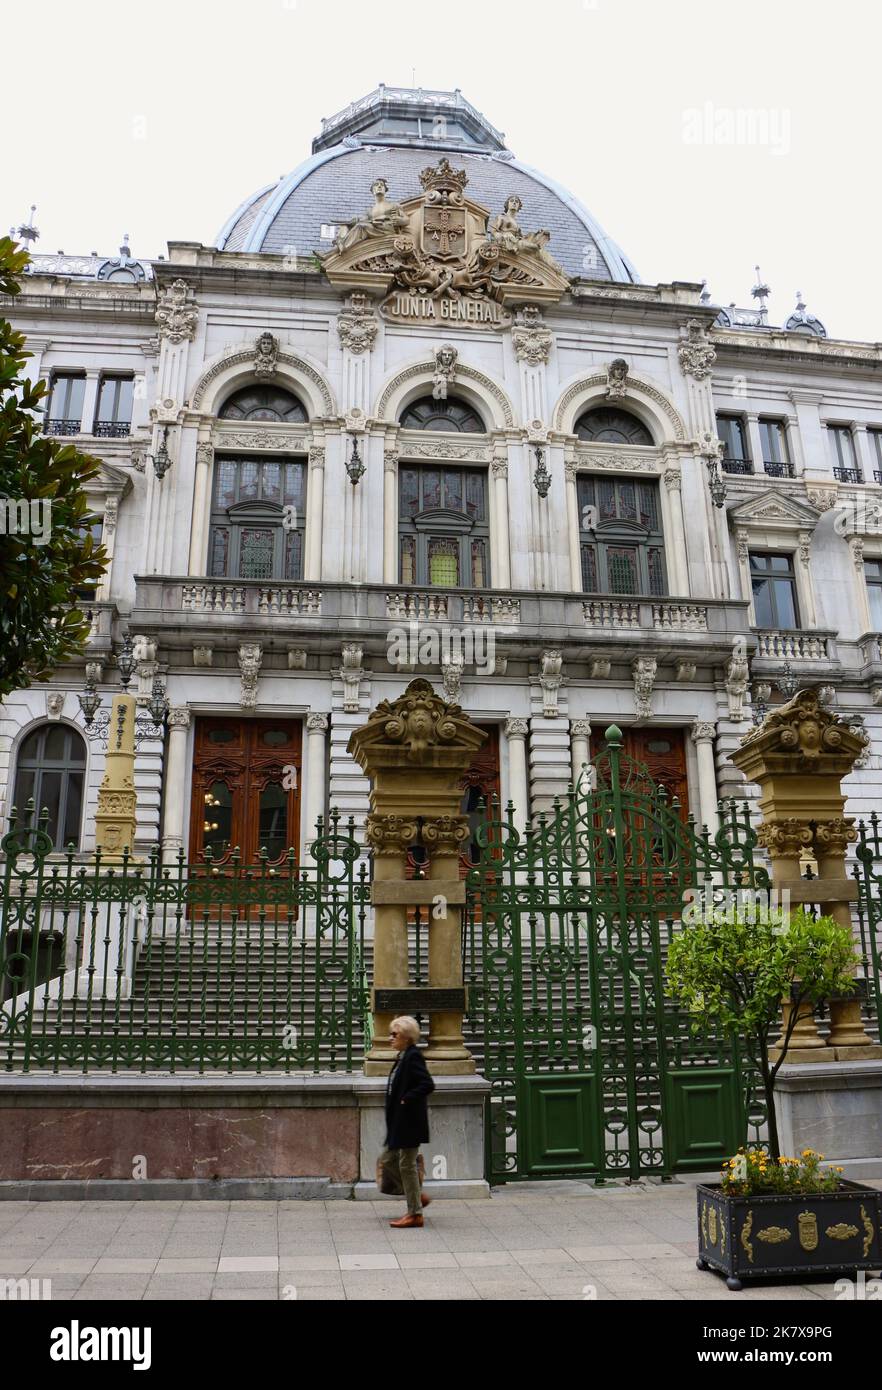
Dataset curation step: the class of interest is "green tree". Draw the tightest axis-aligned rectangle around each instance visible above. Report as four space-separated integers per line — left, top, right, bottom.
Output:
666 906 860 1159
0 237 107 700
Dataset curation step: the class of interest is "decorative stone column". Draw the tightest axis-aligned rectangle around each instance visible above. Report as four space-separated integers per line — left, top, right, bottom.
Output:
84 695 139 1001
504 718 530 833
690 720 719 834
570 719 591 788
383 450 398 584
305 446 325 581
349 680 487 1076
188 438 213 574
491 454 511 589
661 460 690 595
564 457 582 591
303 712 329 848
94 696 138 859
161 707 191 864
730 689 880 1061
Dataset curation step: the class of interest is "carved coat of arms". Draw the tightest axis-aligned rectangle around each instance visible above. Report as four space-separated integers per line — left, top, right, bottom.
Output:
318 158 570 329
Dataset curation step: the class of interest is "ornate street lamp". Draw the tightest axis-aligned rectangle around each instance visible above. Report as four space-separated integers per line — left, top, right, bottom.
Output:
116 634 136 690
705 455 727 508
147 676 169 726
151 426 171 481
776 659 799 700
532 445 551 498
346 432 365 485
78 677 101 727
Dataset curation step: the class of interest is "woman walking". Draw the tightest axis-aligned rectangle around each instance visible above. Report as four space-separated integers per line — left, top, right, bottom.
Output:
379 1016 435 1229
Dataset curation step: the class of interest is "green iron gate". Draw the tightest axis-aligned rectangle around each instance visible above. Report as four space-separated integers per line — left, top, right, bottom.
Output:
855 811 882 1035
464 724 771 1184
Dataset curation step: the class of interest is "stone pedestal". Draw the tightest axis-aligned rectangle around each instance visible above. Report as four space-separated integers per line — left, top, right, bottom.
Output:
731 690 878 1061
354 1074 491 1199
349 680 487 1076
774 1061 882 1172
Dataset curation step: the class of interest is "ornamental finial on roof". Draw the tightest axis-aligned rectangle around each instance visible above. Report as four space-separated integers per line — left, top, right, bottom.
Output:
16 204 39 248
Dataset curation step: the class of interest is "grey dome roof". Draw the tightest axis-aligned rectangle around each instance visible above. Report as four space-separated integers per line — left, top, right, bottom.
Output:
216 87 639 285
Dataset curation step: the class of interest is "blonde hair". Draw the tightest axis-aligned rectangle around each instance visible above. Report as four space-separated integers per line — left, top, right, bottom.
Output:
391 1015 420 1044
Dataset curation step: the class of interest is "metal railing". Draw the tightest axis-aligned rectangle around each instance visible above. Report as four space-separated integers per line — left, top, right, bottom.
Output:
763 460 795 478
834 467 863 484
93 421 131 438
0 805 370 1074
722 459 753 474
45 418 82 436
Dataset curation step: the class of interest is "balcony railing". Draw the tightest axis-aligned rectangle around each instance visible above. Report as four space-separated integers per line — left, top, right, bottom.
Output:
833 467 863 484
763 460 795 478
45 418 82 436
874 472 882 486
722 459 753 475
132 577 750 656
754 630 833 661
93 421 131 438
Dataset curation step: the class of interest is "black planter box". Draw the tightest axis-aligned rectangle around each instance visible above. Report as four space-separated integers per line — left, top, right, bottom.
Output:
697 1182 882 1290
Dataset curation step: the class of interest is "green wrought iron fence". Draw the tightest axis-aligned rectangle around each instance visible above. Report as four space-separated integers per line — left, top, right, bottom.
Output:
855 813 882 1031
465 725 773 1184
0 805 370 1074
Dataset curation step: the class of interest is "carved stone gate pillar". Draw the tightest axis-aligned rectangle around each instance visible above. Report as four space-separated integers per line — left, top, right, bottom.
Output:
730 689 880 1061
349 679 487 1076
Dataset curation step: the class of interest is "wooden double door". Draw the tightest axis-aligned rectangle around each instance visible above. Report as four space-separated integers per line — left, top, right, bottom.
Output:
189 717 302 864
592 726 689 817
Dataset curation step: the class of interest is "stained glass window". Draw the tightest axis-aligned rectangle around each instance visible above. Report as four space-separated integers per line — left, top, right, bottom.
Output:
219 387 307 423
209 456 306 580
429 538 460 586
576 475 666 596
397 466 490 588
471 539 487 588
575 408 653 446
240 529 274 580
399 396 485 433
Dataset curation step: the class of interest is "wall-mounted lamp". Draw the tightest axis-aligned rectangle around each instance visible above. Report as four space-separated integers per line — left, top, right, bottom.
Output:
346 432 365 486
151 426 172 481
532 445 551 498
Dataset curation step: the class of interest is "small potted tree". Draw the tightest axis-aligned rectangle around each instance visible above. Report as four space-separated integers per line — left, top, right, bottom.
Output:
666 904 881 1290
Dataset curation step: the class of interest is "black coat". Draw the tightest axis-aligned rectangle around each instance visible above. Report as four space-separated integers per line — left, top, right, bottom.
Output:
384 1044 435 1148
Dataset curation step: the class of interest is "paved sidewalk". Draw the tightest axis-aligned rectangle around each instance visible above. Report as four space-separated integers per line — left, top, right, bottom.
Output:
0 1180 879 1301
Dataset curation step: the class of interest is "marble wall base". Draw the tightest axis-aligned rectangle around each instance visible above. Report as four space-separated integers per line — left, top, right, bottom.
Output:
0 1073 491 1197
774 1060 882 1161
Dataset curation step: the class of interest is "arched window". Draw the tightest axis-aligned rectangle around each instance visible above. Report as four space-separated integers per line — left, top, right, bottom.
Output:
219 386 308 423
575 408 654 446
399 396 486 434
208 456 306 581
12 725 86 850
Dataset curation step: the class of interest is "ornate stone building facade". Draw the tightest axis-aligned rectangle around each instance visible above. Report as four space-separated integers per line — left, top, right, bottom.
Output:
3 85 881 865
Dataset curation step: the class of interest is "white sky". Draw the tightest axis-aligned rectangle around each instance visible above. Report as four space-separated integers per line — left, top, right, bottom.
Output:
7 0 880 342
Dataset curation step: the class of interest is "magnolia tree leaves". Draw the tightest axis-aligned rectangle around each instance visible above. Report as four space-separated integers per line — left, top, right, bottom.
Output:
0 238 107 698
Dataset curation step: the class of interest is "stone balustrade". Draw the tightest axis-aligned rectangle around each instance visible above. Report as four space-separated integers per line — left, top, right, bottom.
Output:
754 630 835 661
131 577 751 667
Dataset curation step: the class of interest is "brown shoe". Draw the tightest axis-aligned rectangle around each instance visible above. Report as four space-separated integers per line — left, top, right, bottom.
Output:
420 1193 432 1208
389 1213 424 1228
